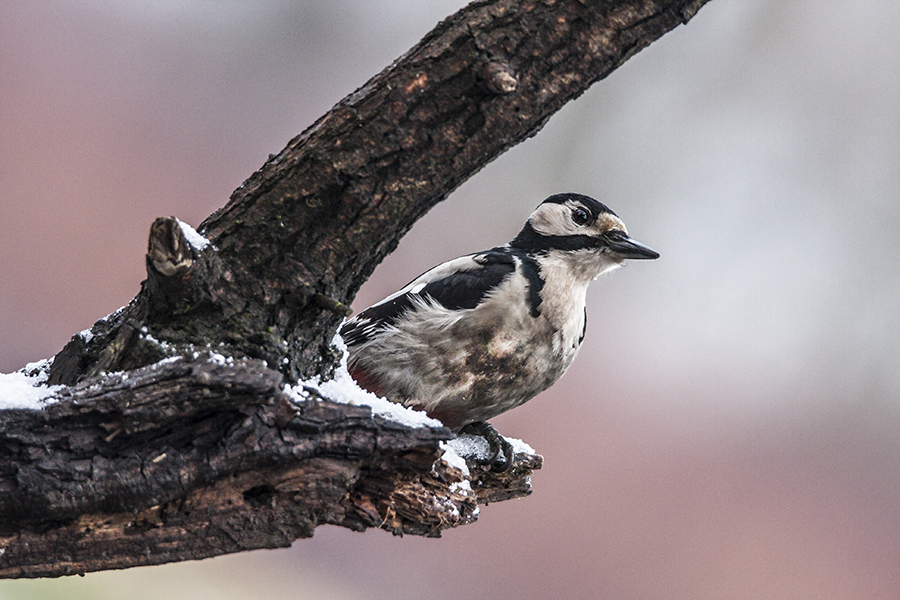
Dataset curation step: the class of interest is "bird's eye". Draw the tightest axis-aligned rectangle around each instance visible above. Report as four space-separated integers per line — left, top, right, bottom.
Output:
572 207 591 226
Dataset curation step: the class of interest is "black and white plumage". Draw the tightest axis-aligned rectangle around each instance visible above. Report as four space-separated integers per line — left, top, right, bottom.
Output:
340 193 659 467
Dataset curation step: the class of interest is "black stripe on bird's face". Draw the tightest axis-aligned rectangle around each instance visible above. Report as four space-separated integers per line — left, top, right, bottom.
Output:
510 223 658 259
510 223 604 253
511 194 659 260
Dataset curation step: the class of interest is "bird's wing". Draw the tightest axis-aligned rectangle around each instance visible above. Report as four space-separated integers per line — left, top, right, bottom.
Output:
340 249 516 347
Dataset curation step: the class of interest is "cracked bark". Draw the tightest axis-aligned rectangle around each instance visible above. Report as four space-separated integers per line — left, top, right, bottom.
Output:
0 0 712 579
1 356 540 578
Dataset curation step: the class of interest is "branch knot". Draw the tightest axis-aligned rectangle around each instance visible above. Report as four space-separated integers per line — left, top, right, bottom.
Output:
480 61 518 94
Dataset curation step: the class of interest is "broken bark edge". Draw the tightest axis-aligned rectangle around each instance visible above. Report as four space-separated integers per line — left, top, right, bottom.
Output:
0 355 541 579
147 216 194 278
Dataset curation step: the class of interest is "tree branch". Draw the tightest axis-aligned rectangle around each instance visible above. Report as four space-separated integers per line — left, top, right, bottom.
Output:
1 0 711 578
1 356 540 578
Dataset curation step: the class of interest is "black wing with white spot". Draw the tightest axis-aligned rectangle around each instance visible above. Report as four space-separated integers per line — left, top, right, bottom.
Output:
339 249 517 347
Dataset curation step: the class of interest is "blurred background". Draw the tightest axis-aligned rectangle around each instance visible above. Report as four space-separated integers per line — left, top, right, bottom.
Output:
2 1 899 598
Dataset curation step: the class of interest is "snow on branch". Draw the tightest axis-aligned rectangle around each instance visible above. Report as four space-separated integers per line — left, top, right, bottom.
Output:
0 354 541 578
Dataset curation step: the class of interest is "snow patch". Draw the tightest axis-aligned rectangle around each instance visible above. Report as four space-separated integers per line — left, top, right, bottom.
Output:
446 434 491 461
508 436 535 456
0 359 62 410
99 305 127 323
439 442 470 477
140 329 172 352
177 219 211 251
285 332 443 430
446 433 534 462
449 480 472 494
207 351 234 366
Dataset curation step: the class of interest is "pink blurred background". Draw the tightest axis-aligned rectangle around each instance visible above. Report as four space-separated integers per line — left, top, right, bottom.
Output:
2 2 899 599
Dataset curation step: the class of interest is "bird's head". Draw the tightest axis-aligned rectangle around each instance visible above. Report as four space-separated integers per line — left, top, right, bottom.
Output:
509 193 659 280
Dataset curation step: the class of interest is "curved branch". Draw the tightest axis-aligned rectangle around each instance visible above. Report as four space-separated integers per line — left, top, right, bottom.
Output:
1 0 711 578
48 0 711 386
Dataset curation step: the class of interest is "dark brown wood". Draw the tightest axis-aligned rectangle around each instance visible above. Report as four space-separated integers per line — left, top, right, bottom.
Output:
47 0 711 387
0 356 541 578
1 0 712 578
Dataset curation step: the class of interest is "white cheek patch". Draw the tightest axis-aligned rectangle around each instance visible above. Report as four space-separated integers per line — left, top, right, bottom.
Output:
529 204 574 236
528 201 629 239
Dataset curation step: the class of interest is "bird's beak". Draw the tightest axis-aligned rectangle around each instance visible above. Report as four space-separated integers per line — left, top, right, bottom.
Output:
606 234 660 260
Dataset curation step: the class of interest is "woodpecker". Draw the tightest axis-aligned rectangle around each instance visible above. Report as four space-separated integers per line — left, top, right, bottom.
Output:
339 193 659 469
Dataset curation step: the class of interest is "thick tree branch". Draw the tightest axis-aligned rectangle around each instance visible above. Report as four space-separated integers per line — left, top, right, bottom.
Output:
1 0 711 578
48 0 710 386
0 357 540 578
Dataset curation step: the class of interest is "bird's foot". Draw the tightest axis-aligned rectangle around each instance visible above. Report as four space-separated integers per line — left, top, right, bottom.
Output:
459 421 515 472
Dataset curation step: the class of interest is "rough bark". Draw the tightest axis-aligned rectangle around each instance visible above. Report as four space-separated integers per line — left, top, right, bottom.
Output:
47 0 710 387
1 0 711 579
0 357 540 578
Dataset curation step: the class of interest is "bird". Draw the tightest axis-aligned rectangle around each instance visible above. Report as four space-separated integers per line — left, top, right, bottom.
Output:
339 193 659 469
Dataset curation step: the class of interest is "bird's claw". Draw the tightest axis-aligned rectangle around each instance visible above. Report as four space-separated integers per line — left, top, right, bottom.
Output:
459 421 516 472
